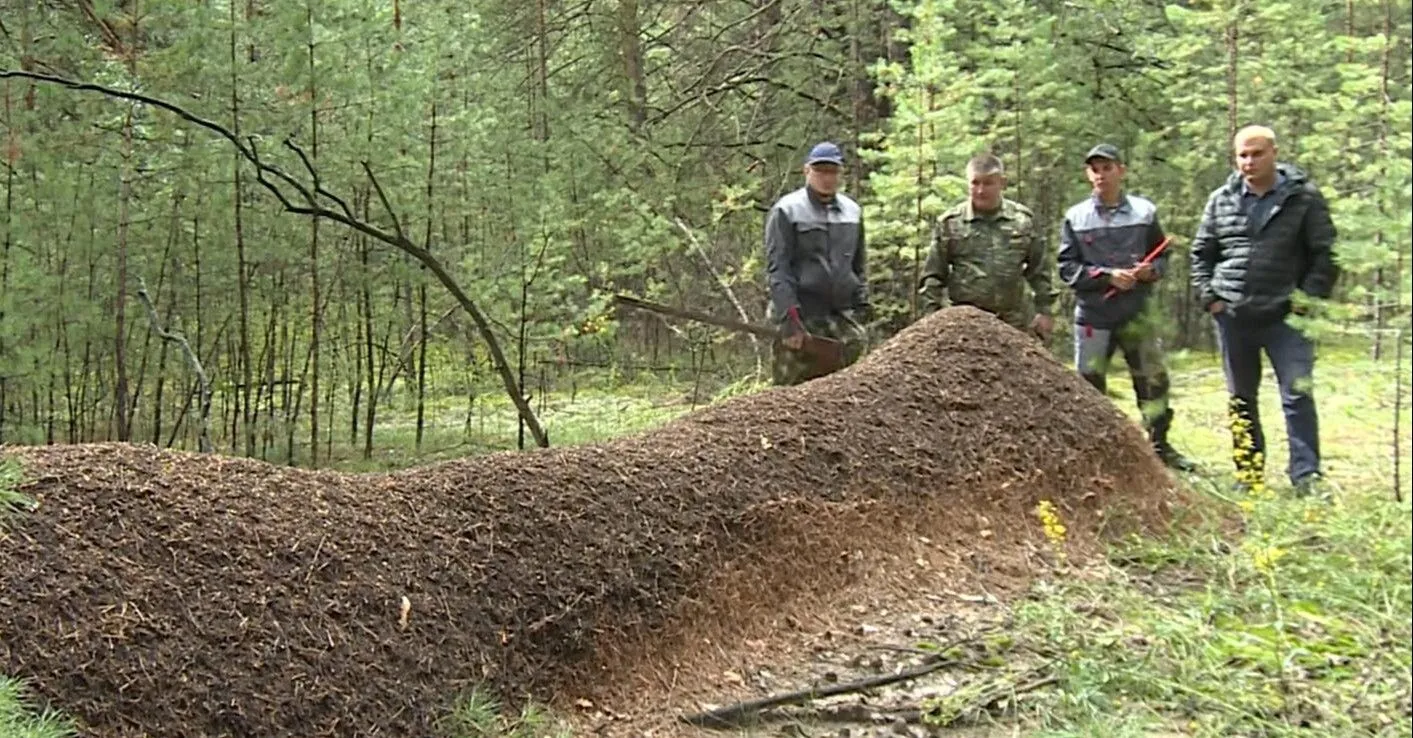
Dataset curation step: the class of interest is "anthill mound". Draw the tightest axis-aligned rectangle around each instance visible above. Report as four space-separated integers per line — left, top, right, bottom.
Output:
0 306 1178 737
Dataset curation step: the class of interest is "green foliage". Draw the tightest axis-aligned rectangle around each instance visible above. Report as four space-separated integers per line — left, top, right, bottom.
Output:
1009 489 1411 736
918 346 1413 736
864 0 1412 346
0 458 35 518
0 0 1409 460
0 677 74 738
439 688 571 738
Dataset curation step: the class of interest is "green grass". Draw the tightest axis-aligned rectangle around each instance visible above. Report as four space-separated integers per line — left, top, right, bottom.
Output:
0 678 73 738
920 341 1413 736
310 367 761 472
438 688 572 738
0 458 36 518
0 677 74 738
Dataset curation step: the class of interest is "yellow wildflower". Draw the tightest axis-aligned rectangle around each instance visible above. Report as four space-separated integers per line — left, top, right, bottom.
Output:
1033 500 1068 546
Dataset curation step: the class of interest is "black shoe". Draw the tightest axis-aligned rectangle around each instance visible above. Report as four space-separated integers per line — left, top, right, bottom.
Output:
1293 473 1332 500
1154 441 1197 472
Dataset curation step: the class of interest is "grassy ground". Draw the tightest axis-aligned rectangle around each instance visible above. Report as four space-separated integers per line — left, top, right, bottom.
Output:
918 341 1413 737
0 673 74 736
2 339 1409 737
309 371 722 472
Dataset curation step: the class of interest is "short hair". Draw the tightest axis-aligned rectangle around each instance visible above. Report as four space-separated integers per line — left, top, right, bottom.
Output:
1234 125 1277 149
966 153 1005 177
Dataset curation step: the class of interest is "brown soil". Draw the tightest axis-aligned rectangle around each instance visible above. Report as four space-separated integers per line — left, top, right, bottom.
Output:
0 306 1182 737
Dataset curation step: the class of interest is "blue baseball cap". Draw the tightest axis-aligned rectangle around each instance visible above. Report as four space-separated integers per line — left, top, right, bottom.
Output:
805 141 845 166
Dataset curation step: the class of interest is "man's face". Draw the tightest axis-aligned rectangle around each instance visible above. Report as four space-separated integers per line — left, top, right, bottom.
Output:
1236 137 1278 184
1086 158 1125 197
805 163 842 196
968 170 1006 211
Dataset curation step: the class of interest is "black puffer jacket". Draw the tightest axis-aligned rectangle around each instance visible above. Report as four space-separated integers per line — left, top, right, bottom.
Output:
1190 163 1339 322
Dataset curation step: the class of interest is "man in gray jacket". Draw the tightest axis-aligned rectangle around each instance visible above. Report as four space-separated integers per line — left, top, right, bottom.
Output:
764 141 870 385
1058 143 1193 470
1191 125 1339 496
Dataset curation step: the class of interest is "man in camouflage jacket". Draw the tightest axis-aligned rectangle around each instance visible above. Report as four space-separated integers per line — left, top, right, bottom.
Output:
763 141 870 386
918 153 1056 339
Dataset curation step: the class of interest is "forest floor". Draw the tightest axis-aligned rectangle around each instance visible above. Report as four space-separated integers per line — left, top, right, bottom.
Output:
576 342 1413 738
1 332 1409 738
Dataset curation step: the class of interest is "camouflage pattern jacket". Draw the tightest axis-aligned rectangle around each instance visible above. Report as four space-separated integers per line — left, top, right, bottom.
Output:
918 198 1055 329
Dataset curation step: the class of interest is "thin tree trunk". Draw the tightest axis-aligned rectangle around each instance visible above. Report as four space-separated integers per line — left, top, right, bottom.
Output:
325 358 336 460
1225 2 1241 167
517 249 530 450
114 104 134 442
349 276 363 446
534 0 551 143
151 273 175 446
910 84 925 321
1373 0 1392 360
362 231 376 459
417 101 438 451
286 319 317 465
193 195 203 369
307 0 322 466
0 81 13 443
262 274 280 458
618 0 646 134
230 0 254 457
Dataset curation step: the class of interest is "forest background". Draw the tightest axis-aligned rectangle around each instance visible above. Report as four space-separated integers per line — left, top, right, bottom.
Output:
0 0 1409 466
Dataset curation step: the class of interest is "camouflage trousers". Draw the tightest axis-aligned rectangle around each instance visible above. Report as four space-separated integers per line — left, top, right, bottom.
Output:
770 311 869 386
1073 316 1172 429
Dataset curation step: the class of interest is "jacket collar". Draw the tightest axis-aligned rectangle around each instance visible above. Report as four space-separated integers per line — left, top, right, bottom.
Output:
1225 162 1308 196
1090 192 1132 214
804 186 842 210
962 199 1012 221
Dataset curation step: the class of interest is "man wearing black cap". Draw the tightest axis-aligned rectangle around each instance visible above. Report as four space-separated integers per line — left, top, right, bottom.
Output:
1058 143 1194 470
763 141 870 385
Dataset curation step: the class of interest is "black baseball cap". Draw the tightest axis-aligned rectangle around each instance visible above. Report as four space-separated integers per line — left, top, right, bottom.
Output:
1084 143 1123 165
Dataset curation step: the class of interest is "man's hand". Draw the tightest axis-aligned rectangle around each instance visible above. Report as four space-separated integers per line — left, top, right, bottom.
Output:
782 305 806 350
1208 300 1226 315
1134 263 1159 283
1030 314 1054 341
1108 269 1138 292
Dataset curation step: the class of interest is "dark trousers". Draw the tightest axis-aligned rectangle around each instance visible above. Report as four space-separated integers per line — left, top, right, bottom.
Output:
1213 311 1321 484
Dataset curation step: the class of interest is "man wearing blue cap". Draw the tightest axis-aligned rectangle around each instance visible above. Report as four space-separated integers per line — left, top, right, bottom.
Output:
763 141 870 385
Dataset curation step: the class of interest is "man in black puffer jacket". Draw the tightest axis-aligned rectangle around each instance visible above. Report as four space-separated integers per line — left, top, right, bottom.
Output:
1191 125 1340 496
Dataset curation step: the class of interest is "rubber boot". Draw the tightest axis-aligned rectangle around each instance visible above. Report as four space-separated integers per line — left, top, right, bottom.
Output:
1148 408 1195 472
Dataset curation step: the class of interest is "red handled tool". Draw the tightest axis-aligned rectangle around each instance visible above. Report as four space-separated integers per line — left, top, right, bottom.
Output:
1104 236 1172 300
